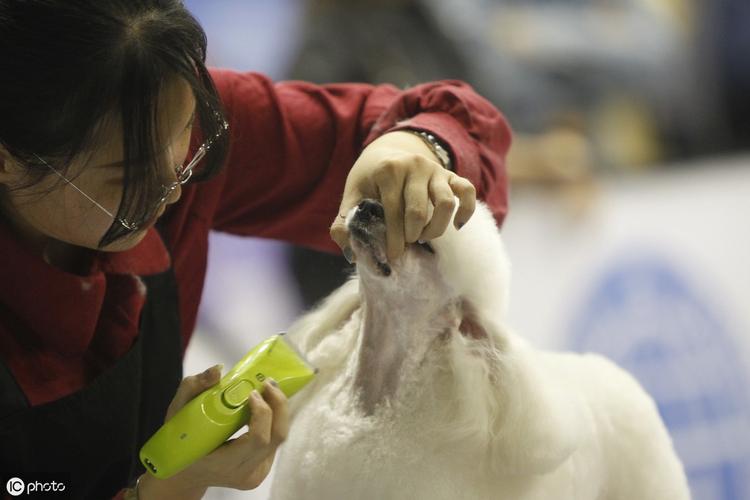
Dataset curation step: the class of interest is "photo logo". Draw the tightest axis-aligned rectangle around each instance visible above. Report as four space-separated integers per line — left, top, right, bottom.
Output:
4 477 67 496
6 477 24 497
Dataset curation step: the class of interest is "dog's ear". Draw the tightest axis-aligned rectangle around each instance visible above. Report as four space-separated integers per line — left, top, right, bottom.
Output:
449 300 587 476
458 300 488 340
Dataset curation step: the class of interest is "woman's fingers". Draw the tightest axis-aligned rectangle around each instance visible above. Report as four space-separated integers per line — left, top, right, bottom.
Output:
203 381 287 489
419 175 456 241
335 142 478 263
245 389 274 449
402 168 431 244
165 364 223 421
374 162 406 263
380 166 477 260
448 174 476 229
167 378 289 491
330 178 364 259
262 381 290 445
402 169 475 244
223 381 289 459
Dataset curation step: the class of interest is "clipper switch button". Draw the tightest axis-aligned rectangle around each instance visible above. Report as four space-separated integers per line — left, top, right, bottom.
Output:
222 379 254 408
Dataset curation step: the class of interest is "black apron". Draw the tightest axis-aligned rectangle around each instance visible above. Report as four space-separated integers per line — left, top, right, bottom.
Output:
0 244 183 498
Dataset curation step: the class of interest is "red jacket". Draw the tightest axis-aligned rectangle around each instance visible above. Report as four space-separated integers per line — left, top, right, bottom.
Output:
0 69 511 408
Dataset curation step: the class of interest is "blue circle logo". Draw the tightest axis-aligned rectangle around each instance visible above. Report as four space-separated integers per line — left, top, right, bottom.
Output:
569 254 750 500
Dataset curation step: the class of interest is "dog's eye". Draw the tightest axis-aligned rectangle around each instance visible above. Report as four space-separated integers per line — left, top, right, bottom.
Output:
417 240 435 254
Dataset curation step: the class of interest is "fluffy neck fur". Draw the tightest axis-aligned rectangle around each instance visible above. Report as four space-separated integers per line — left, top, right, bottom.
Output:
353 282 456 415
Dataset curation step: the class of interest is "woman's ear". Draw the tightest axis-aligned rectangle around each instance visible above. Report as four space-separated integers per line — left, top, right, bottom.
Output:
0 145 24 186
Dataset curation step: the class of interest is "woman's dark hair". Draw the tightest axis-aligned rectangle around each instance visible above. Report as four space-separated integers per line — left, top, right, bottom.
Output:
0 0 229 247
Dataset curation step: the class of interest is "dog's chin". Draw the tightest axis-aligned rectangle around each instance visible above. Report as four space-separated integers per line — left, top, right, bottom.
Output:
349 227 391 277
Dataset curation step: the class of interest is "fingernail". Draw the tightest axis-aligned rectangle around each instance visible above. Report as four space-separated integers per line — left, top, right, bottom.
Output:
251 389 262 400
343 246 354 264
267 378 279 388
201 364 222 382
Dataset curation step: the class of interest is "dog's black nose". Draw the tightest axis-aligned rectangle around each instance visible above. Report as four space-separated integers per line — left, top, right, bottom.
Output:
356 199 384 221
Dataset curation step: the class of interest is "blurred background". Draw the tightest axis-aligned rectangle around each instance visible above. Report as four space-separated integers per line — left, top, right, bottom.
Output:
181 1 750 498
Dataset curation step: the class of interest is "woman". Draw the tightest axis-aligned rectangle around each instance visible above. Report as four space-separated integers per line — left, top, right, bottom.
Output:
0 1 510 498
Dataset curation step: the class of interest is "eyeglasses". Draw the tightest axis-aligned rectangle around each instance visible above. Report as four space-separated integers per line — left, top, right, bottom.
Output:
33 117 229 232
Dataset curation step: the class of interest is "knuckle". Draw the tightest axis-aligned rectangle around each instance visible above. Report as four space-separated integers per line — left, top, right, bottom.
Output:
412 153 433 169
249 421 272 444
374 158 402 179
435 196 456 212
451 174 472 191
256 433 272 448
378 158 399 173
405 206 428 223
271 429 288 446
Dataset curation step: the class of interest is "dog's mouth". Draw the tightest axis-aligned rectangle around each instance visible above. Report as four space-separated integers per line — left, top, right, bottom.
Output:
347 199 391 277
347 199 437 277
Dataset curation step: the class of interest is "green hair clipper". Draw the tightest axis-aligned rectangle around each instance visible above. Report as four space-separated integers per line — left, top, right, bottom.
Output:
139 333 316 479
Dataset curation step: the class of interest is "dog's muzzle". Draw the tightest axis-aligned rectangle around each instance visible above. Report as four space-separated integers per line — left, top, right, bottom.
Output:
348 199 391 276
352 199 384 226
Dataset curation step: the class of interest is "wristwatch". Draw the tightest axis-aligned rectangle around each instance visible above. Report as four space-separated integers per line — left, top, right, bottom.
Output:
405 130 453 172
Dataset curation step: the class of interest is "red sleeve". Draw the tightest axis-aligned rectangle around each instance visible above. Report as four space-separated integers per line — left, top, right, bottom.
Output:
208 69 511 253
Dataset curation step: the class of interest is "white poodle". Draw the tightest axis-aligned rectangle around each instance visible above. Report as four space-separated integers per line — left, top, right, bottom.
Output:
270 199 690 500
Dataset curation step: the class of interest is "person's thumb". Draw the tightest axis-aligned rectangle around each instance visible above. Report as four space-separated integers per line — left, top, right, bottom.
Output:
165 363 223 421
329 188 362 263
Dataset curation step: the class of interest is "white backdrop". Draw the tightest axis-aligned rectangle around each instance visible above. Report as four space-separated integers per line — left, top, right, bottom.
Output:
502 157 750 500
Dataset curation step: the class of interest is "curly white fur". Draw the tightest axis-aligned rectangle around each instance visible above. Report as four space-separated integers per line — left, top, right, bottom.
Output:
270 201 690 500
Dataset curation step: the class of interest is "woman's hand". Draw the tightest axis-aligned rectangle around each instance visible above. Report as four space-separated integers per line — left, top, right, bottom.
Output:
330 130 476 263
138 365 290 499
